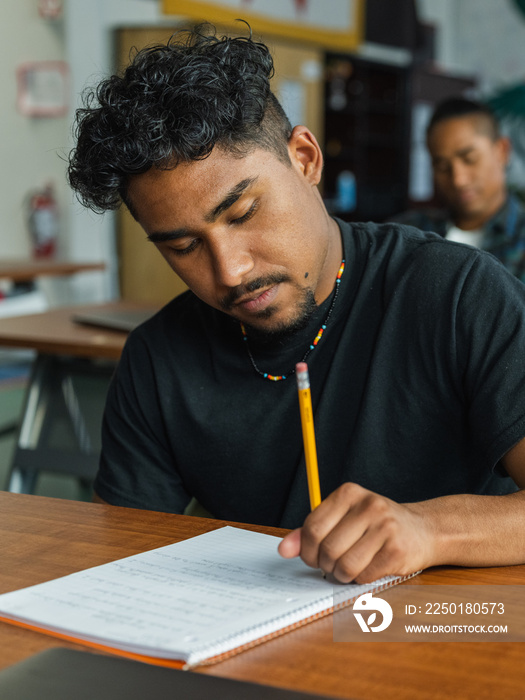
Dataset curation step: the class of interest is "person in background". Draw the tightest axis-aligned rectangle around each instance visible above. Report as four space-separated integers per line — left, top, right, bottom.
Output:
391 97 525 282
67 26 525 585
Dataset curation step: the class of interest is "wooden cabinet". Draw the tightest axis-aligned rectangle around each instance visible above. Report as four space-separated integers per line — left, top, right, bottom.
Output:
323 53 410 222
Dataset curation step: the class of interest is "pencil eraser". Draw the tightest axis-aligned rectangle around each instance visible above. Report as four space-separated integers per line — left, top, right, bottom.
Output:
296 362 308 373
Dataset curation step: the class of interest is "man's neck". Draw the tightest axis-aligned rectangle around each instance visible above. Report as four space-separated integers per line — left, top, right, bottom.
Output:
452 193 507 231
451 216 485 232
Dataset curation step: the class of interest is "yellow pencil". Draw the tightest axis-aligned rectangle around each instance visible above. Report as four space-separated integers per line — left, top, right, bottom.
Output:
295 362 321 510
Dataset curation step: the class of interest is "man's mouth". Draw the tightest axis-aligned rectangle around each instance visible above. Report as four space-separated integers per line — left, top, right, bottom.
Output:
220 274 290 313
235 285 279 313
456 188 477 204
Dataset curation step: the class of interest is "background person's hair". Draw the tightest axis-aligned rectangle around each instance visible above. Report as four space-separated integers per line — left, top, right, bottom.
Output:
67 23 293 214
426 97 500 141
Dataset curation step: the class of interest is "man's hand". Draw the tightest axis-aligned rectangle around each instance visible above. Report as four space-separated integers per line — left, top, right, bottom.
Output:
278 482 436 583
279 439 525 581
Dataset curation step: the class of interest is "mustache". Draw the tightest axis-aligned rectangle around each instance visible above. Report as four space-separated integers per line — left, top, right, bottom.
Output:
219 273 291 310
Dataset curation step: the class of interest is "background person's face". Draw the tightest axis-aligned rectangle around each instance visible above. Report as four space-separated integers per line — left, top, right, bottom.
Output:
427 116 509 228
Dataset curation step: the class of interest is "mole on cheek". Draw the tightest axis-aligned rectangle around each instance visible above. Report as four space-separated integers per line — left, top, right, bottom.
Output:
304 272 309 278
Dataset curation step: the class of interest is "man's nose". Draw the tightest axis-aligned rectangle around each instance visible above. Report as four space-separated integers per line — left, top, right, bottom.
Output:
211 237 255 289
450 162 470 188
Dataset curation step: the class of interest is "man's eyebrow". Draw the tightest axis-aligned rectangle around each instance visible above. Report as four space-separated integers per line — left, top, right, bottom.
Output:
432 146 475 166
435 146 474 159
147 228 193 243
457 146 476 158
146 177 259 243
204 177 258 223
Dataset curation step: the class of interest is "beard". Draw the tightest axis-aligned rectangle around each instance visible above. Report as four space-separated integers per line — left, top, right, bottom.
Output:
220 273 318 344
236 287 318 345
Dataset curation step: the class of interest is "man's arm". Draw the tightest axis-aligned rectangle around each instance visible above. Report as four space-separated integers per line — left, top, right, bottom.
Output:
279 436 525 583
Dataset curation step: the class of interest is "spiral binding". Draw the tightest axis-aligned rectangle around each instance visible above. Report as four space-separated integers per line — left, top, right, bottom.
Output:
184 570 421 669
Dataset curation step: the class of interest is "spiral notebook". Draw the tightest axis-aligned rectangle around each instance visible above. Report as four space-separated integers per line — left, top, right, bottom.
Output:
0 526 416 668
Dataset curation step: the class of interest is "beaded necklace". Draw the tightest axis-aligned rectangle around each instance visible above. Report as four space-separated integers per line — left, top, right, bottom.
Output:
240 260 345 381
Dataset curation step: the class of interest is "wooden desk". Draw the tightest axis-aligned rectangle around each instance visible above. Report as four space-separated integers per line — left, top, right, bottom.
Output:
0 302 155 360
0 302 159 492
0 259 105 283
1 492 524 700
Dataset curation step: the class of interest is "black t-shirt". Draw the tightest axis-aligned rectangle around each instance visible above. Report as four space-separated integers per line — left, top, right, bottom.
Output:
95 220 525 527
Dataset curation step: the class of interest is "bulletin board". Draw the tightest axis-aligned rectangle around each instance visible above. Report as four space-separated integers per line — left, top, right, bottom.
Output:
161 0 364 51
16 61 69 117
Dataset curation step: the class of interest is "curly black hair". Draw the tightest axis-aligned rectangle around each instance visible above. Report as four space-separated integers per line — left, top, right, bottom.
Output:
67 24 293 214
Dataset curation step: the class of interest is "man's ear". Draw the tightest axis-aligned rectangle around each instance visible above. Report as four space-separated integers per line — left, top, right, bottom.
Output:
287 125 323 185
496 135 511 166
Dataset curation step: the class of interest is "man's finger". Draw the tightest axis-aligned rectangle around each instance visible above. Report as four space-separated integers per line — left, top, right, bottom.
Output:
278 528 302 558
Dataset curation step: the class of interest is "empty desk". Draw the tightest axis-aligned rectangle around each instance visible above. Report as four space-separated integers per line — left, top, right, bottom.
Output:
0 302 158 494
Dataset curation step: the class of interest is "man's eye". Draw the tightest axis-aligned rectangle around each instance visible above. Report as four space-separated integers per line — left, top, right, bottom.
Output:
170 239 200 256
231 200 258 225
432 161 449 174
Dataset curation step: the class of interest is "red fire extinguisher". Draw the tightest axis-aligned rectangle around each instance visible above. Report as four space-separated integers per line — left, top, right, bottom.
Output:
26 183 58 258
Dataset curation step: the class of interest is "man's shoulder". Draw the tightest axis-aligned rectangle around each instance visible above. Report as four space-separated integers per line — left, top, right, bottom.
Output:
341 218 452 257
509 193 525 227
142 288 200 322
348 218 506 290
128 290 220 347
386 207 448 236
509 192 525 211
337 219 485 300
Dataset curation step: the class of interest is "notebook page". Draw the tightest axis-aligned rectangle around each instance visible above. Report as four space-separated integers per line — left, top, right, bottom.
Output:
0 526 402 664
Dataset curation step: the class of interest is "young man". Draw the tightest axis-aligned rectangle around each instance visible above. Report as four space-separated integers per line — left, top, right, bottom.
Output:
68 26 525 584
392 98 525 282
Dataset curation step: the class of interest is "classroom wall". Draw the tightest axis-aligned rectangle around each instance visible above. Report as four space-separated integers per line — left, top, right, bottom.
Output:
417 0 525 91
455 0 525 92
63 0 179 303
0 3 68 260
415 0 458 70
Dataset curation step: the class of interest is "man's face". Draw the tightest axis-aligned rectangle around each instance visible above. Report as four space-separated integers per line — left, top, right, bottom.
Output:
427 116 509 228
126 128 341 334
